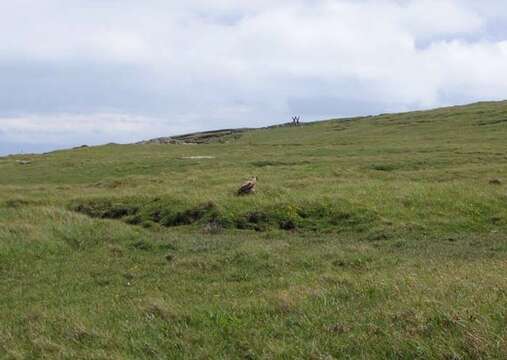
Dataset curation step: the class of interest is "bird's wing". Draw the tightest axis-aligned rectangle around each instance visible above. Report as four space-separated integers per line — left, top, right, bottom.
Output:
239 181 254 192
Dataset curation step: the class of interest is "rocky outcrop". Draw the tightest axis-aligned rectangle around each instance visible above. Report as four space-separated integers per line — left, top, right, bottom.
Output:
138 128 252 145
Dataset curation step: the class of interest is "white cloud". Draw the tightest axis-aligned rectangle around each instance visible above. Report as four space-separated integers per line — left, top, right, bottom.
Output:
0 113 184 146
401 0 483 36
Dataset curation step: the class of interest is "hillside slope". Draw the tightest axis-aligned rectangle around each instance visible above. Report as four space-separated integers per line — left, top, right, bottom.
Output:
1 101 507 358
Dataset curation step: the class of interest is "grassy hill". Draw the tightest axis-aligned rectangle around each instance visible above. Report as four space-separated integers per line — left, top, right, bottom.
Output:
1 101 507 358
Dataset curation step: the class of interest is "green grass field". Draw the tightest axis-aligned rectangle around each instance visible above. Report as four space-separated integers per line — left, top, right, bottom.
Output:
1 101 507 359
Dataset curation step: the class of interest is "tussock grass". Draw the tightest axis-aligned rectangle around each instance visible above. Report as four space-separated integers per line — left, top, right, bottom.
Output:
69 196 379 234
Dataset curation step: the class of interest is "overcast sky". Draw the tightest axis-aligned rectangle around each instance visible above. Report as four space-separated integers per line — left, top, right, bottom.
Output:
1 0 507 155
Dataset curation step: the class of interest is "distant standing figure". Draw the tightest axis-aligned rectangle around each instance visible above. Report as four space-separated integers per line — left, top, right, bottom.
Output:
237 176 257 196
292 116 301 126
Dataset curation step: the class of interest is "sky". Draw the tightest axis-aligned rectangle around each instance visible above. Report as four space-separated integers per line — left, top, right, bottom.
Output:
1 0 507 155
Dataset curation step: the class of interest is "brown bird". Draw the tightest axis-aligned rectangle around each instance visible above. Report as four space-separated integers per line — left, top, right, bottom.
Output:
237 176 257 196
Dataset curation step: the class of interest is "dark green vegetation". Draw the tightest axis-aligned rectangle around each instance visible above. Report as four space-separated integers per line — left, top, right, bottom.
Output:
69 196 377 233
1 101 507 359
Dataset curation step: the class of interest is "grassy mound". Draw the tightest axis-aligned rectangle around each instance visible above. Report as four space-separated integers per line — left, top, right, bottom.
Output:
69 196 379 233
